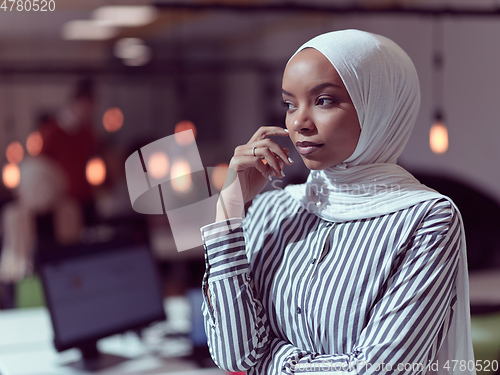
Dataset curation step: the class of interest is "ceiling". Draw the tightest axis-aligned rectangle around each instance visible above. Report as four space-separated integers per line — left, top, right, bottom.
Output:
0 0 498 44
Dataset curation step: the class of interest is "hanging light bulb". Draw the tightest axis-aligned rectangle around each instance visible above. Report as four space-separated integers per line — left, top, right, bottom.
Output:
430 111 448 154
5 141 24 164
430 20 448 155
26 131 43 156
174 121 197 145
170 159 192 193
86 157 106 186
211 163 229 191
148 152 170 179
2 163 21 189
102 107 124 133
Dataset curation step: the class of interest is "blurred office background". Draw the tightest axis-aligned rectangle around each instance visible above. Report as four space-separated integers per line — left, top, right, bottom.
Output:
0 0 500 374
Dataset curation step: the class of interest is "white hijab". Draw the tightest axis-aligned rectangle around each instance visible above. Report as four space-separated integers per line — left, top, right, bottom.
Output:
284 30 475 375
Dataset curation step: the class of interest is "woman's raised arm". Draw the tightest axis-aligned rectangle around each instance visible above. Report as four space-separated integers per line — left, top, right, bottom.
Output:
199 126 292 371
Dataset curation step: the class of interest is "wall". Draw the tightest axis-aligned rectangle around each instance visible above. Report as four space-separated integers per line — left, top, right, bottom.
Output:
1 11 500 205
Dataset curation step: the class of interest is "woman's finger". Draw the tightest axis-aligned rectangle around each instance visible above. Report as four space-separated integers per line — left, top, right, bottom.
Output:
231 155 273 180
251 139 293 166
248 126 289 143
243 143 293 177
256 147 283 176
234 145 277 176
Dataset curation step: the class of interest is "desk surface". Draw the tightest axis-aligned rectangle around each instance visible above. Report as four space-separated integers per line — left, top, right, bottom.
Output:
0 298 225 375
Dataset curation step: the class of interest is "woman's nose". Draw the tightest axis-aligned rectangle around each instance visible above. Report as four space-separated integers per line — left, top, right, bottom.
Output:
291 110 314 133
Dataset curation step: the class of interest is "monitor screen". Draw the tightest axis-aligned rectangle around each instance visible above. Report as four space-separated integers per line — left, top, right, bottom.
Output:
40 243 166 354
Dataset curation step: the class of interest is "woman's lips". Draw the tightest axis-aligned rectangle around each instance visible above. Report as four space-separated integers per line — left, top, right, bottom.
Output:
296 141 324 156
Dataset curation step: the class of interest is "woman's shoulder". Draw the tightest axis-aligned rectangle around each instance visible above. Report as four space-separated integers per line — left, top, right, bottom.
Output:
405 196 461 236
414 196 455 214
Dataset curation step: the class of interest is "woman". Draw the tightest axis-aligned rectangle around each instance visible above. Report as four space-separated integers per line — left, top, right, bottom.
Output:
200 29 475 374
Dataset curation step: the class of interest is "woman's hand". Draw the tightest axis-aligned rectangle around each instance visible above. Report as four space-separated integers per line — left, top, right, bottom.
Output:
216 126 292 221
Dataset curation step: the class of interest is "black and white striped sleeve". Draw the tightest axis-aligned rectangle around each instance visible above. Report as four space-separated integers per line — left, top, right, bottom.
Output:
275 201 463 374
200 216 270 372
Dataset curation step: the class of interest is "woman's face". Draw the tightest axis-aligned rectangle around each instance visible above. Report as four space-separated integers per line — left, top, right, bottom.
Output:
282 48 361 170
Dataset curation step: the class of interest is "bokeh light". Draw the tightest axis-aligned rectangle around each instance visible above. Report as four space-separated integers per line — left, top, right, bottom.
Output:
170 159 192 193
2 163 21 189
174 121 197 146
148 152 170 179
430 122 448 154
86 157 106 186
6 141 24 164
113 38 152 66
114 38 144 59
26 131 43 156
102 107 124 133
122 44 152 67
212 163 229 191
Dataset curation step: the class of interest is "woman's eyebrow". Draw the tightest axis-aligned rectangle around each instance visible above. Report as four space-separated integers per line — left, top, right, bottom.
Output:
309 82 342 94
282 82 342 98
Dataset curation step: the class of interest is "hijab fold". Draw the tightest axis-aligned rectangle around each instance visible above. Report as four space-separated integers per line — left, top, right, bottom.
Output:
284 29 475 375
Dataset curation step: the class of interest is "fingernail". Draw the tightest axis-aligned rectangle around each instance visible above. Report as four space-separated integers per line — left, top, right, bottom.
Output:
288 157 294 163
281 170 285 177
268 175 273 181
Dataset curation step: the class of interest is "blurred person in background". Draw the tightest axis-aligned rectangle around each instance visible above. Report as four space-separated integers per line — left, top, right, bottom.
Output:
0 155 83 307
0 78 96 308
39 79 97 223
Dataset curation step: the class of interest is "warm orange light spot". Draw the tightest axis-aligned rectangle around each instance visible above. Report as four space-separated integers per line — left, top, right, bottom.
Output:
430 122 449 154
102 107 124 132
26 131 43 156
6 142 24 164
174 121 197 145
212 163 229 191
86 157 106 186
2 163 21 189
148 152 170 179
170 159 192 193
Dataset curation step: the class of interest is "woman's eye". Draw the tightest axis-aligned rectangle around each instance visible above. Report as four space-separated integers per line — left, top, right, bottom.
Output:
281 100 295 110
316 97 337 106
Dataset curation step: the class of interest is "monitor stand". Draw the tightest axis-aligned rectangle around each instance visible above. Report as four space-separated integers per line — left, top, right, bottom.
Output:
66 341 130 371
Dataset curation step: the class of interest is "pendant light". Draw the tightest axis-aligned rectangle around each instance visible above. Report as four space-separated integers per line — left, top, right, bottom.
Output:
430 18 449 154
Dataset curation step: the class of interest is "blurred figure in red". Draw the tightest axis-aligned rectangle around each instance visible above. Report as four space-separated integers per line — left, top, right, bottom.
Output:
39 79 97 222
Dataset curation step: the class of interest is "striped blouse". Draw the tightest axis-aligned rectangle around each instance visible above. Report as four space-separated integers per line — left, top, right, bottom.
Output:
200 188 461 374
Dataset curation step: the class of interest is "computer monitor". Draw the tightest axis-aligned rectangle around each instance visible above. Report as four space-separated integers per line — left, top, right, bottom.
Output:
39 242 166 370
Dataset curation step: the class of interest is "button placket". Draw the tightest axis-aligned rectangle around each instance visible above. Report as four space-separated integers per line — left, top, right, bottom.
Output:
311 222 334 273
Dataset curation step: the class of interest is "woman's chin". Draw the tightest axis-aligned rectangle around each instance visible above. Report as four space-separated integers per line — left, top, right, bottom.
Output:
302 158 328 171
302 157 345 171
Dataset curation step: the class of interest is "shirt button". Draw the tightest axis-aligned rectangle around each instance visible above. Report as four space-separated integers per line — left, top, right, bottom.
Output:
311 258 317 265
297 307 301 314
